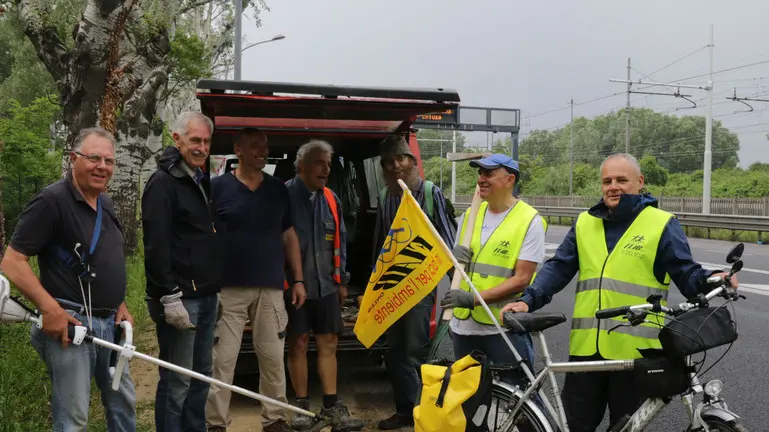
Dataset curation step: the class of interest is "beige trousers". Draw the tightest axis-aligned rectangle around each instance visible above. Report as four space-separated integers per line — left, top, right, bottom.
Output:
205 287 289 428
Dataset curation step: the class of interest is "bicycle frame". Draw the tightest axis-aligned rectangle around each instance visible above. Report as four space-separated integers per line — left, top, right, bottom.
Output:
499 330 716 432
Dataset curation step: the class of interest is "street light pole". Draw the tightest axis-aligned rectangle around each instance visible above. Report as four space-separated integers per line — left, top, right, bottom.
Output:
703 24 714 215
234 0 242 80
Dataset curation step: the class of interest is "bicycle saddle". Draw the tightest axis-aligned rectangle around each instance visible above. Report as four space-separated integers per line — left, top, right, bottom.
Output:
503 312 567 334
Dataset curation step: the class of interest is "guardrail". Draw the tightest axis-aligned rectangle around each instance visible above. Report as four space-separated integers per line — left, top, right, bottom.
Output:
452 203 769 234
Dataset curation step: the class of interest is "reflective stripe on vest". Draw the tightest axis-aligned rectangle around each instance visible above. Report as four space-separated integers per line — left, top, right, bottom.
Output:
284 187 342 290
453 200 546 325
570 206 674 360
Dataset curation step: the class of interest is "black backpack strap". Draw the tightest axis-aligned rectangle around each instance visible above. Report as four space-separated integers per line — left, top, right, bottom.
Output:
435 365 453 408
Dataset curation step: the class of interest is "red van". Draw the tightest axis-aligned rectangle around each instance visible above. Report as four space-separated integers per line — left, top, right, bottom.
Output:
196 79 460 374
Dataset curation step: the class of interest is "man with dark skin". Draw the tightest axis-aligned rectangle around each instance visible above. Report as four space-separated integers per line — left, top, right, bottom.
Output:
1 127 136 431
285 140 364 431
501 153 739 432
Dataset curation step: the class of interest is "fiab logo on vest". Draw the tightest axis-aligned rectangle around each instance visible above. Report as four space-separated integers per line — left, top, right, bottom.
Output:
492 240 511 257
621 234 648 259
354 191 453 348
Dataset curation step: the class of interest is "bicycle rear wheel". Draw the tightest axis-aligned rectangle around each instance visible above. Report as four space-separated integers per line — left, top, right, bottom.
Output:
488 381 552 432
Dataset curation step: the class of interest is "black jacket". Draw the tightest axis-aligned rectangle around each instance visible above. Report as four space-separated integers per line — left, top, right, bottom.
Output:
142 146 221 299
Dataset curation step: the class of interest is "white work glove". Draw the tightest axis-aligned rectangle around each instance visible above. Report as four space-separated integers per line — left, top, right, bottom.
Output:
160 291 195 330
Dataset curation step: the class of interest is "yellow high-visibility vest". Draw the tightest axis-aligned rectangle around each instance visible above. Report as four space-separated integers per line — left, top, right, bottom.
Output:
454 200 546 325
571 206 673 360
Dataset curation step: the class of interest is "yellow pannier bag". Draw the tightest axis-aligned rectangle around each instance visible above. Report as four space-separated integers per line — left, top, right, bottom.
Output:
414 350 493 432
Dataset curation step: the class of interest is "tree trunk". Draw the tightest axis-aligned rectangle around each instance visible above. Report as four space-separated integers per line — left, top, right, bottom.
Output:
0 140 5 256
16 0 173 255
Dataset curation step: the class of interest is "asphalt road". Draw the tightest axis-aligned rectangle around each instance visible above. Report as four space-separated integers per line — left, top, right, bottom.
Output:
534 225 769 431
230 227 768 431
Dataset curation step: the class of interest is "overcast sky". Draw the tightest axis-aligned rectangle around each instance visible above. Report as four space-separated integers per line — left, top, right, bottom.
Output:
239 0 769 167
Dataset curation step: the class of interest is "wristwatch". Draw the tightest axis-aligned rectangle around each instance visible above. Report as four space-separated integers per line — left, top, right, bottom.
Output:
292 280 304 286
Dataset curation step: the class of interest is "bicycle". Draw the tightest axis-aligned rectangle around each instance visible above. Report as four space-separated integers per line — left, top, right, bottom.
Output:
485 243 748 432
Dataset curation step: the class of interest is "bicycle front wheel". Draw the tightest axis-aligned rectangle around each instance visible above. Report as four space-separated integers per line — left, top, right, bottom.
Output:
488 381 552 432
700 416 748 432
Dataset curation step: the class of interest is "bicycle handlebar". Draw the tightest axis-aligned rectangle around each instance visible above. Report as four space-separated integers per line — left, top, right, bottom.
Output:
595 284 738 320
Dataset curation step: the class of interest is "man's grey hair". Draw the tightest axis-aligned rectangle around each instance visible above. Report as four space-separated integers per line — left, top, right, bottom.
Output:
72 127 116 152
600 153 641 175
294 139 334 170
172 111 214 136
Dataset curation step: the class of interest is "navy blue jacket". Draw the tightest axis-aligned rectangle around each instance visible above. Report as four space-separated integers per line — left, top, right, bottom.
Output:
520 193 718 312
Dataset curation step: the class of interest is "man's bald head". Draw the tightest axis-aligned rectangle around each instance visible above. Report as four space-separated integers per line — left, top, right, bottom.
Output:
600 153 645 209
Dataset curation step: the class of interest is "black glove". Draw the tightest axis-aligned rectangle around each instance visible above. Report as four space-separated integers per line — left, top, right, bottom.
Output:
453 245 473 266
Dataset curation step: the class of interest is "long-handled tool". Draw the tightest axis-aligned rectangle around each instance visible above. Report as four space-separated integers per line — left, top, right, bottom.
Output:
0 276 338 431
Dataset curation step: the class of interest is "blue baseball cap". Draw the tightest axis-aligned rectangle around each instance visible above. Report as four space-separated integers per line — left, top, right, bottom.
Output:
469 154 520 173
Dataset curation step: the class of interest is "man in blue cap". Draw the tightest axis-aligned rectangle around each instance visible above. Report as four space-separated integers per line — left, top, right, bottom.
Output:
440 153 546 375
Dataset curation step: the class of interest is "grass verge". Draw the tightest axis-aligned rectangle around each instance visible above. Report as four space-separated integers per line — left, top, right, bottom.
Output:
0 248 156 432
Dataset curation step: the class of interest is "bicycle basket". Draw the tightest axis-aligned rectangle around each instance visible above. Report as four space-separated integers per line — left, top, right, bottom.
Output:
658 306 738 357
632 349 691 398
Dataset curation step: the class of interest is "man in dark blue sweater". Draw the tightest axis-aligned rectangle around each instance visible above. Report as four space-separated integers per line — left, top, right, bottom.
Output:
501 153 739 432
205 128 305 432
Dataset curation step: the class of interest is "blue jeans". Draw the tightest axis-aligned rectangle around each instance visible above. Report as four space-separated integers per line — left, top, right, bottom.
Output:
147 294 218 432
451 329 535 386
30 309 136 432
383 291 435 415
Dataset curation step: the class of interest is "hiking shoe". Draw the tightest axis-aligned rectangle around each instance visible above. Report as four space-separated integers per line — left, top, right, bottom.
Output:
377 412 413 430
321 401 364 431
264 419 293 432
291 399 314 431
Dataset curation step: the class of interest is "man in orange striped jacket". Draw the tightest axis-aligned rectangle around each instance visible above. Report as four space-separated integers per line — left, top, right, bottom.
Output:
284 140 364 431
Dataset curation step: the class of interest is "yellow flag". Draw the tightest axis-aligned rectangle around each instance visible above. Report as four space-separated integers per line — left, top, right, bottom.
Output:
354 189 453 348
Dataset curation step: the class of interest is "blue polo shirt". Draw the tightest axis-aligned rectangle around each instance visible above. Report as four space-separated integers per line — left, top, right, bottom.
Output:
211 172 293 289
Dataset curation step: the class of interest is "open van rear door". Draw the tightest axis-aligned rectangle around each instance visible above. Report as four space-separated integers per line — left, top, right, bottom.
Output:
195 79 460 161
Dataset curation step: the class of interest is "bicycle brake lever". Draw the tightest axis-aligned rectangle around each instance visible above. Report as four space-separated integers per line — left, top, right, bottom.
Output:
626 310 647 326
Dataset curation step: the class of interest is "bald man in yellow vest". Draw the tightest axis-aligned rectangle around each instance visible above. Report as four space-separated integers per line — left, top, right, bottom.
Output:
502 153 739 432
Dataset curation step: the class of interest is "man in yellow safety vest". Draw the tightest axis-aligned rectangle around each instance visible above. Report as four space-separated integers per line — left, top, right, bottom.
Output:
501 153 739 432
439 154 547 374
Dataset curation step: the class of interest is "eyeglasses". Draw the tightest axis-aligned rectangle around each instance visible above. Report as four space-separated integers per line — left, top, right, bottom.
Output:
74 152 116 167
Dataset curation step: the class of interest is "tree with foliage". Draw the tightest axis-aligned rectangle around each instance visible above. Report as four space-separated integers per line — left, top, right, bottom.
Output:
7 0 268 253
520 107 740 173
0 96 62 236
416 128 466 159
639 155 668 186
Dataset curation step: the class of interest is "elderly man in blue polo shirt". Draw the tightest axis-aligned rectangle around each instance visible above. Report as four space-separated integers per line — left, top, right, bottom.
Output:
205 128 305 432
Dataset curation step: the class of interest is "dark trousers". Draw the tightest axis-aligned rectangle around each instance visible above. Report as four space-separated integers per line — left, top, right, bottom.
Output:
147 294 219 432
562 354 644 432
383 291 435 414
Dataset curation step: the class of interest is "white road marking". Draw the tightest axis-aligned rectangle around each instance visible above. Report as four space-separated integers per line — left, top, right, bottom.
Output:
699 262 769 276
738 284 769 295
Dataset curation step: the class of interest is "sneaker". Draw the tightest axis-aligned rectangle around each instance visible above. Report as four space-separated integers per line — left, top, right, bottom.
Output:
291 399 314 431
377 412 413 430
321 401 364 431
264 419 293 432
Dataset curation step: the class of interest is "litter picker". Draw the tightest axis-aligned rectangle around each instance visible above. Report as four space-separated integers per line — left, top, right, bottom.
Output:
0 275 337 432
